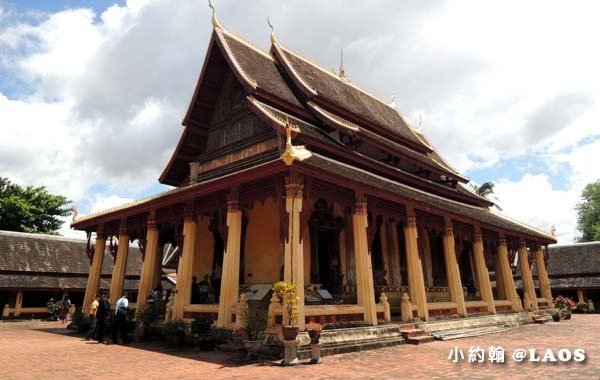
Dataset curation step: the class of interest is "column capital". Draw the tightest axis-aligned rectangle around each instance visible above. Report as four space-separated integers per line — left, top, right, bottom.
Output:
354 191 367 215
94 223 105 240
498 234 507 247
147 210 157 230
405 206 416 228
227 187 240 212
474 225 483 242
285 173 304 198
443 216 454 237
184 200 196 222
519 238 527 248
118 219 128 236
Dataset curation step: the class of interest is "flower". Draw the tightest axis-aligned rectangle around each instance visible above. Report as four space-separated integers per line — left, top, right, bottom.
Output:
272 281 299 326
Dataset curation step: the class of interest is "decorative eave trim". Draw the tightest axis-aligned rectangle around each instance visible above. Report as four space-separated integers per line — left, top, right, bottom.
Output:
271 42 318 97
307 101 360 133
295 153 556 244
247 96 300 137
215 28 258 90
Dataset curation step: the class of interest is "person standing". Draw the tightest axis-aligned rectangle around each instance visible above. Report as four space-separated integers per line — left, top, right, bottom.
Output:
112 293 129 344
85 294 100 341
95 293 110 344
198 275 210 304
191 276 200 304
212 262 222 303
60 296 71 324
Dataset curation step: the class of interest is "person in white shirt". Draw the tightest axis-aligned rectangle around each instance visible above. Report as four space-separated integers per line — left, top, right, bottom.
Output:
112 293 129 344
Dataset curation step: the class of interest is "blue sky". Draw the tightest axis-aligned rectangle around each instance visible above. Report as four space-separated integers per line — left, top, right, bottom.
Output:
0 0 598 243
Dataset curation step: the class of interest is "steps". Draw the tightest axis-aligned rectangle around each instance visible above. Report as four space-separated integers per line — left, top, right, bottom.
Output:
532 313 552 324
399 323 434 345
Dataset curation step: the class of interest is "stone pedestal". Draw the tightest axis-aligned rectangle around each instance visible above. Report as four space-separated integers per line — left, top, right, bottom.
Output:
310 343 321 364
282 339 299 365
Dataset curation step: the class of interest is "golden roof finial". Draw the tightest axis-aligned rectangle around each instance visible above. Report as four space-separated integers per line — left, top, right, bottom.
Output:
281 115 311 166
208 0 222 29
268 17 277 44
69 203 78 223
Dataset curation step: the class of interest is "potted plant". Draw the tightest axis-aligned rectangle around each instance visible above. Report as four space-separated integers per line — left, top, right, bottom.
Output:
553 295 575 320
272 281 299 340
137 299 165 339
575 301 589 314
306 320 322 344
46 298 60 321
158 320 186 346
241 306 267 357
191 314 215 351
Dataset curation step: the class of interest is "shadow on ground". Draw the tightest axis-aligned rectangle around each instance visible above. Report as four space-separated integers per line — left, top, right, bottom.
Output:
31 326 260 369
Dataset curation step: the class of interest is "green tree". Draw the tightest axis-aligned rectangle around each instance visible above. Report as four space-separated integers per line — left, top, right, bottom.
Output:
471 181 503 211
0 177 71 234
474 181 496 197
576 180 600 242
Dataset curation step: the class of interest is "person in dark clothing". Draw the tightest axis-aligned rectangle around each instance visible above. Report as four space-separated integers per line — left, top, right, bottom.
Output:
191 276 200 304
198 275 210 304
112 293 129 344
212 262 222 303
95 293 111 344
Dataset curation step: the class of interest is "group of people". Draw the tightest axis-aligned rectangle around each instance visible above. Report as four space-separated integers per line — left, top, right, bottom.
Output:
190 262 222 304
86 292 130 345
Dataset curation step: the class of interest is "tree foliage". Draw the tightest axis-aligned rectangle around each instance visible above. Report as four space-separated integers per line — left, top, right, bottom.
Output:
576 180 600 242
474 181 496 197
471 181 503 211
0 177 71 234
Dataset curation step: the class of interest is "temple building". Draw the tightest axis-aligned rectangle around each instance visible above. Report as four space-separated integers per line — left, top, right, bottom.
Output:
0 230 168 318
543 242 600 308
72 12 556 330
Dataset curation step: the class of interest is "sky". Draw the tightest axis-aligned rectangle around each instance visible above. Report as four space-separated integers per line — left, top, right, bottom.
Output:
0 0 598 244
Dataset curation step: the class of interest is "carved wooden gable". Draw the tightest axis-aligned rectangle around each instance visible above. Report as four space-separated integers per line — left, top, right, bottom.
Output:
205 71 272 154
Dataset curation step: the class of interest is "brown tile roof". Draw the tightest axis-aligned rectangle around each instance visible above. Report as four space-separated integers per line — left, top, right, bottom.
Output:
249 98 496 208
0 230 142 276
273 43 431 151
299 154 555 242
546 242 600 276
0 230 175 291
218 30 302 109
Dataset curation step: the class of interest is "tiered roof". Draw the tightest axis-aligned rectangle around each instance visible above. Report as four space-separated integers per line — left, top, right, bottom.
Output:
73 16 555 244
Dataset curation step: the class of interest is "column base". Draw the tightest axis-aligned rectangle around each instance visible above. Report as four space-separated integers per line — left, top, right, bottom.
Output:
282 339 299 365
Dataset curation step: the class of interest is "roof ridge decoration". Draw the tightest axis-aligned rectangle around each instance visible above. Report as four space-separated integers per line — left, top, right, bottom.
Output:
489 208 554 240
277 43 401 111
270 32 318 97
208 0 222 29
281 115 312 166
214 28 258 89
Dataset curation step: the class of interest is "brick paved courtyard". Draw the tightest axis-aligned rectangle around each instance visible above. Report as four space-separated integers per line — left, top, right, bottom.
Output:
0 315 598 380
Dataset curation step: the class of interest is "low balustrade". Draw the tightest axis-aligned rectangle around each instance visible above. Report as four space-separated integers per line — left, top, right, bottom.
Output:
266 292 391 328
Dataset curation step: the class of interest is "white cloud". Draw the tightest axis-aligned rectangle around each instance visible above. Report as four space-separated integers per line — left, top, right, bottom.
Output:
494 174 579 244
0 0 598 241
90 194 134 214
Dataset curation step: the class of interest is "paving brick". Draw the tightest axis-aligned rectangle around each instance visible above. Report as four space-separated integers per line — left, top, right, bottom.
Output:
0 315 598 379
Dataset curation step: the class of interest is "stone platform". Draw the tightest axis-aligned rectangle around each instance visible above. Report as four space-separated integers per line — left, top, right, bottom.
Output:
262 310 557 359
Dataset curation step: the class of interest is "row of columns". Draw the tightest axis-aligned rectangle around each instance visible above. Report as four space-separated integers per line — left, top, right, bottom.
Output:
82 175 554 325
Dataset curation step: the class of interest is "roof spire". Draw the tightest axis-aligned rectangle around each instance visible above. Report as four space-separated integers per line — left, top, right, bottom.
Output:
208 0 222 29
389 95 397 108
338 48 346 79
415 115 423 131
267 17 277 44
